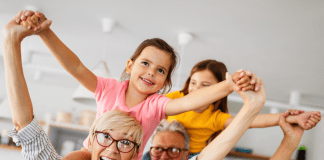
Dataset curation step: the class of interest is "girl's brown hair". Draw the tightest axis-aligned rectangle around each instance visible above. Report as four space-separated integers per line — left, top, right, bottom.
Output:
180 59 228 113
120 38 178 94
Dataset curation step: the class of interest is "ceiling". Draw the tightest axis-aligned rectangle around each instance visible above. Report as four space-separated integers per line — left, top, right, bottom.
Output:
0 0 324 108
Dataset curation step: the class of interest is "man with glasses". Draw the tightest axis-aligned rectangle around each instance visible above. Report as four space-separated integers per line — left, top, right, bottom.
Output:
142 119 190 160
143 113 312 160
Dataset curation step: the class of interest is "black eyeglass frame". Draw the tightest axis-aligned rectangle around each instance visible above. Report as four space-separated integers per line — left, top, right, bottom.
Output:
149 146 189 158
94 131 138 153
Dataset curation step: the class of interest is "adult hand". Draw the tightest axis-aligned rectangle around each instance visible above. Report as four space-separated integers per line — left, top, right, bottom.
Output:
3 11 34 41
16 10 51 35
232 69 262 91
245 70 262 91
228 72 266 109
279 111 304 142
4 11 51 42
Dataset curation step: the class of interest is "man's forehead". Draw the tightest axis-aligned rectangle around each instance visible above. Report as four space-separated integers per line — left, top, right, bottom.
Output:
152 131 186 148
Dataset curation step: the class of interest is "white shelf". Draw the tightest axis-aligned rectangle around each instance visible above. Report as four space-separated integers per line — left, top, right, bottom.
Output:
46 121 90 132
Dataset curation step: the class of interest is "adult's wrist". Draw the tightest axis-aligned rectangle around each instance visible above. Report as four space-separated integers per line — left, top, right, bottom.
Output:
282 136 300 150
240 103 262 117
3 29 22 43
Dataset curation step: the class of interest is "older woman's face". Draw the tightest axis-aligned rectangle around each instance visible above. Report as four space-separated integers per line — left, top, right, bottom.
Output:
91 129 137 160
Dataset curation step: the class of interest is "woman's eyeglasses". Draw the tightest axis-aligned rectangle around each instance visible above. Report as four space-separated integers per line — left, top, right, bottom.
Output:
150 147 188 158
94 131 138 153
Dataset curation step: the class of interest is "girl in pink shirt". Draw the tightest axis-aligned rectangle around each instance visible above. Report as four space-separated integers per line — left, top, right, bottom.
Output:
17 11 261 160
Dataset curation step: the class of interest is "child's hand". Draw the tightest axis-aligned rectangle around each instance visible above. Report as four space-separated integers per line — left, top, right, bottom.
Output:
232 69 262 91
16 10 50 35
294 111 321 130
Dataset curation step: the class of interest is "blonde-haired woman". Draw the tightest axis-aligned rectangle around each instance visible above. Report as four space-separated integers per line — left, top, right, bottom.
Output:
3 12 143 160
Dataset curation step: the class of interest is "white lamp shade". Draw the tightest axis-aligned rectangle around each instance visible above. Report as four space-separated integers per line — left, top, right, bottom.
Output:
72 61 110 106
0 98 12 119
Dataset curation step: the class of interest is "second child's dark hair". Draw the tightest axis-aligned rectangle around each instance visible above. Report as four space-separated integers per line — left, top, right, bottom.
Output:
180 59 228 113
120 38 178 94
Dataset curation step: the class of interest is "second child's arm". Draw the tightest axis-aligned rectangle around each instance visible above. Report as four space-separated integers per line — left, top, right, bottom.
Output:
224 110 321 130
19 11 97 93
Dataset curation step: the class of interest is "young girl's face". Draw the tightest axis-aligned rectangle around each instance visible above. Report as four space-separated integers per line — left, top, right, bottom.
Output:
127 46 171 95
188 69 219 94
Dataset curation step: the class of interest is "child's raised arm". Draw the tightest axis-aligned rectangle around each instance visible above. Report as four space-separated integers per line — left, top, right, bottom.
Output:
18 10 97 93
165 71 262 116
224 108 321 130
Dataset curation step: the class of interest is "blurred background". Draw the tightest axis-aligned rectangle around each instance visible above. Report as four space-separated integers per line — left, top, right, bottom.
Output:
0 0 323 159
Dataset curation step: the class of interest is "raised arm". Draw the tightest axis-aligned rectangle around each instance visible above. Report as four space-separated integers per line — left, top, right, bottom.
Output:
4 12 62 160
196 73 266 160
18 10 97 92
3 12 42 130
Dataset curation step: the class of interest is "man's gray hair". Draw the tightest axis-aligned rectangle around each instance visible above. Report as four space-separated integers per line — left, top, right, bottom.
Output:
152 119 190 150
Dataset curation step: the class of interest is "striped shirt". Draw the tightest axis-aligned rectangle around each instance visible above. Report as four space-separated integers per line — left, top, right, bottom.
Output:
6 118 62 160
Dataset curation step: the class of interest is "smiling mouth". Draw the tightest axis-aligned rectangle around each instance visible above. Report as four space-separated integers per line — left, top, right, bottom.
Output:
141 77 154 85
100 157 115 160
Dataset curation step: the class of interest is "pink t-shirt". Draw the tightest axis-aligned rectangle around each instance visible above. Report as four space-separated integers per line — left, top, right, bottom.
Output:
83 76 171 159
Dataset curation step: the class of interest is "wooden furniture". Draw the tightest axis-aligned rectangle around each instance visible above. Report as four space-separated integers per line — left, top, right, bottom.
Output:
0 144 21 151
227 150 271 160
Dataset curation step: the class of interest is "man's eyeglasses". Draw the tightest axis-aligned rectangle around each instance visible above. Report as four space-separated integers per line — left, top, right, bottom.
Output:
150 147 188 158
94 131 138 153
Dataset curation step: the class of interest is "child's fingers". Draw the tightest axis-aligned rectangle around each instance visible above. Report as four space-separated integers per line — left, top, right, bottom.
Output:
245 70 252 76
249 73 257 84
236 76 249 85
312 114 321 121
24 10 35 17
21 21 31 30
239 72 245 78
35 11 47 23
241 85 254 91
293 110 300 115
305 123 312 130
31 15 40 31
232 72 241 82
238 81 253 90
254 77 262 91
21 10 34 21
316 112 322 117
15 10 24 24
307 119 316 127
309 116 319 123
295 110 303 115
25 17 37 30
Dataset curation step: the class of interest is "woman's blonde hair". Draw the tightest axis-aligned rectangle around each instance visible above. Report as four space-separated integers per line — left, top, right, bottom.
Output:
88 110 143 158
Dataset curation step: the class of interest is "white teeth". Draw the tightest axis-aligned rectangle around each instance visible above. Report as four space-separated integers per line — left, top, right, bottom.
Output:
142 78 153 84
101 157 113 160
